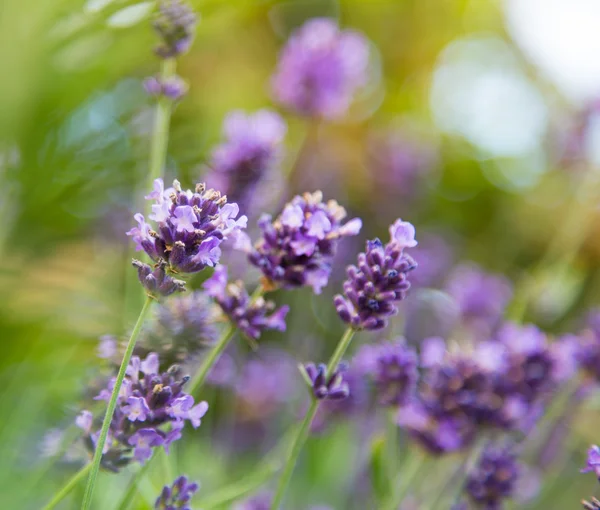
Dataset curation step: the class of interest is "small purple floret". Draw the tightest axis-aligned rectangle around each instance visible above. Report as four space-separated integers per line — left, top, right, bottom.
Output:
155 475 199 510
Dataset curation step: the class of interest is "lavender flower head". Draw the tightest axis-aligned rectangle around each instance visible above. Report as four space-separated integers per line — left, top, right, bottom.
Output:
138 291 220 368
76 353 208 470
301 362 350 400
247 191 362 294
155 475 199 510
153 0 198 59
581 445 600 479
334 219 417 331
354 339 418 406
272 18 370 119
465 443 519 510
204 265 289 342
207 110 286 205
445 263 512 333
128 178 247 295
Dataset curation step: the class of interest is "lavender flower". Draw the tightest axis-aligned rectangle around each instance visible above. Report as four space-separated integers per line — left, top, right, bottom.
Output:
247 191 362 294
445 263 512 334
334 219 417 331
271 18 370 119
155 475 199 510
137 291 220 368
465 443 519 510
127 178 247 294
581 445 600 479
132 259 186 298
204 265 289 342
77 353 208 470
301 362 350 400
354 339 418 406
144 75 188 100
206 110 286 206
153 0 198 59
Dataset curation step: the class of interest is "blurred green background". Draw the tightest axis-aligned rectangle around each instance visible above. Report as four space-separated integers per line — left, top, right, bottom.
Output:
2 0 600 508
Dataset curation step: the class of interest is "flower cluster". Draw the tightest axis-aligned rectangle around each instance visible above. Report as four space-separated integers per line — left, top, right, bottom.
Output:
153 0 198 59
76 353 208 469
248 191 362 294
271 18 370 119
334 219 417 330
465 443 519 509
301 362 350 401
137 291 220 368
354 339 418 406
144 75 188 101
128 178 247 295
206 110 286 206
204 266 289 342
155 475 199 510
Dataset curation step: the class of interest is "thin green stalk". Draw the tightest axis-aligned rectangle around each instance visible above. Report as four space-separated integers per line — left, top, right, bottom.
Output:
383 450 426 510
81 296 154 510
269 327 356 510
146 58 176 209
42 463 91 510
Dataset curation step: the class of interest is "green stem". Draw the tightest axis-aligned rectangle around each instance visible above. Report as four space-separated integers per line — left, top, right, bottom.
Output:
146 58 176 210
269 327 356 510
43 463 92 510
81 296 154 510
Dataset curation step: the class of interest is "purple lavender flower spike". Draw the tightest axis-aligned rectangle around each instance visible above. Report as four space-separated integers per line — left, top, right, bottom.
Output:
153 0 198 59
354 339 418 406
271 18 370 119
582 445 600 479
155 475 199 510
334 219 417 331
203 265 290 342
248 191 361 294
205 109 286 206
78 353 209 471
302 362 350 401
465 443 519 509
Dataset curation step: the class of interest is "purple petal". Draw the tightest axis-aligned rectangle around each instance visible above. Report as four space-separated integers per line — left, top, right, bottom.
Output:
389 219 418 249
140 353 159 376
172 206 197 233
167 395 194 419
306 210 332 239
203 265 228 299
123 396 151 422
75 410 93 434
281 204 304 228
187 401 209 428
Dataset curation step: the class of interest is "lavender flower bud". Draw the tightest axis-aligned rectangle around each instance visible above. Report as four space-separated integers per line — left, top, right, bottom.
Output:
247 191 362 294
354 339 418 406
77 353 208 471
153 0 198 59
465 443 519 509
301 363 350 401
205 109 286 208
204 265 289 342
127 178 247 279
144 75 189 100
132 259 186 298
155 475 199 510
271 18 370 119
334 219 417 331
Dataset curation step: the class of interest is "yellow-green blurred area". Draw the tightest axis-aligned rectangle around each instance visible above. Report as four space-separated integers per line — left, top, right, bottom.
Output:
2 0 600 508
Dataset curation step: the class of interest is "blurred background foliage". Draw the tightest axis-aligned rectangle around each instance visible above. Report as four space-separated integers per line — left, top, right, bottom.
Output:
2 0 600 508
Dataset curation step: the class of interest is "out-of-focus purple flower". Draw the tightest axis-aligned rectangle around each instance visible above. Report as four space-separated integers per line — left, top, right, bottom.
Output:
137 291 220 368
203 265 289 342
354 339 418 406
153 0 198 59
77 353 208 471
97 335 117 359
144 75 188 100
233 491 272 510
132 259 186 298
272 18 370 119
155 475 199 510
334 219 418 331
445 263 512 334
405 234 453 288
127 178 247 291
576 327 600 382
465 443 519 510
247 191 361 294
583 497 600 510
301 362 350 400
581 445 600 479
206 110 286 207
